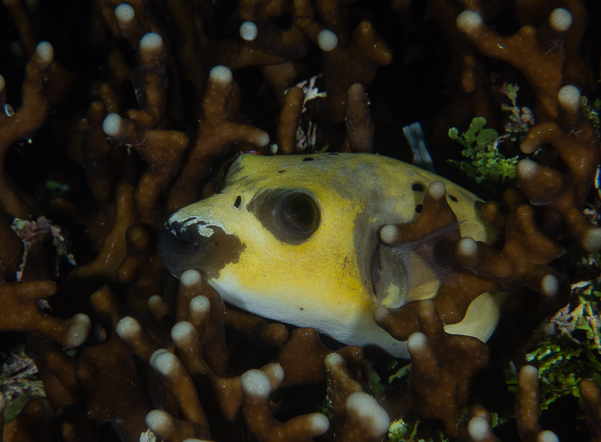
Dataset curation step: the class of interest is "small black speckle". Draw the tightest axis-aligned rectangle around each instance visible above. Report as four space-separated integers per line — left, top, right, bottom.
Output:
303 157 314 161
415 204 423 213
278 170 286 173
411 183 424 192
449 195 458 202
300 307 304 311
234 195 241 208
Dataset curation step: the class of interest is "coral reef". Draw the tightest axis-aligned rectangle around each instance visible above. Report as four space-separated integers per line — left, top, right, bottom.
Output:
0 0 601 441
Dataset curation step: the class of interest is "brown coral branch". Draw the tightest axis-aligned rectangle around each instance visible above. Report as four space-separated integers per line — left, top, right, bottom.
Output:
580 378 601 442
0 42 53 219
0 278 90 348
344 83 374 153
457 8 569 121
167 65 270 213
277 86 304 154
241 368 330 442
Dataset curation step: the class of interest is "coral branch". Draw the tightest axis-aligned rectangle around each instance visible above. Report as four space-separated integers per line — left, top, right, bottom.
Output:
241 369 329 442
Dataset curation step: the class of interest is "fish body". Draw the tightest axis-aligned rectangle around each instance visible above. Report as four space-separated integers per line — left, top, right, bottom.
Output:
159 153 504 358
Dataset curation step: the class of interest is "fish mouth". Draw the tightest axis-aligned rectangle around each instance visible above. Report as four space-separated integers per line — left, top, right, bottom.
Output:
158 217 212 278
158 215 246 280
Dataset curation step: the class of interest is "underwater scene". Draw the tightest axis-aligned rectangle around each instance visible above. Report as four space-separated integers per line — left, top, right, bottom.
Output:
0 0 601 441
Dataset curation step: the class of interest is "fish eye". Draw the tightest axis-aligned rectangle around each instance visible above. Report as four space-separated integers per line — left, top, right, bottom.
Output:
248 188 321 244
276 192 320 237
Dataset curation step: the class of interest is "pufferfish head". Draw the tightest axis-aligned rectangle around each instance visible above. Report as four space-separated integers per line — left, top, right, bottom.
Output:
158 153 505 358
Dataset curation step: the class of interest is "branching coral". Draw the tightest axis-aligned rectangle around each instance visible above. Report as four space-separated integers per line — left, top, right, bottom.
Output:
0 42 52 220
0 0 600 441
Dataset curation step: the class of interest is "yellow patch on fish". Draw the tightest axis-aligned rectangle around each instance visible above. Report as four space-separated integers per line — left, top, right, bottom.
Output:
159 153 501 358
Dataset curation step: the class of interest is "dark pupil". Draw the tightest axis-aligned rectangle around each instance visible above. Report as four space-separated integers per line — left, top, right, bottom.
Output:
284 195 316 233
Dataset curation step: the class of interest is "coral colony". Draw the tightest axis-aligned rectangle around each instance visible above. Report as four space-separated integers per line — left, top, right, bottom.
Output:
0 0 601 441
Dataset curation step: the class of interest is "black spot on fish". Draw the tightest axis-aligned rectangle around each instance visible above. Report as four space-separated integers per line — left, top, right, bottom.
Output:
303 157 314 161
449 195 458 202
412 183 424 192
415 204 423 213
300 307 304 311
278 170 286 173
234 196 241 208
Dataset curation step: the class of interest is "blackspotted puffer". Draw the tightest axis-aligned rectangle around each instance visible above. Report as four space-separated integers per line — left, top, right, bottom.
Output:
158 153 506 358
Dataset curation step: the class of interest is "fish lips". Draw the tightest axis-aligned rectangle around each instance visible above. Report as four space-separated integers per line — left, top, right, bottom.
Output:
158 217 245 280
158 220 208 278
